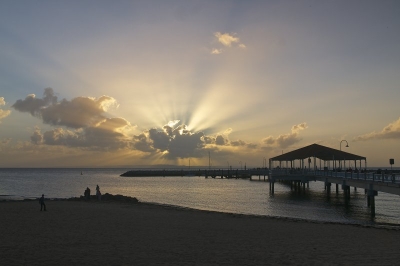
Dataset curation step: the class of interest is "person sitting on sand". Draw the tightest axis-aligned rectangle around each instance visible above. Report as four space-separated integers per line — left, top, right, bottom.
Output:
39 194 46 211
84 187 91 200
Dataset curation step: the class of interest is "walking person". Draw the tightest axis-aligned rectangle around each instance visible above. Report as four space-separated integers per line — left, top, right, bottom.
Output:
39 194 46 211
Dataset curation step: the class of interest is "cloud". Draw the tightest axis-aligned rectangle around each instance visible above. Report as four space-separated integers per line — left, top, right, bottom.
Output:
215 134 228 145
230 139 257 149
0 97 11 122
211 48 223 54
15 90 257 157
203 128 255 149
31 118 132 150
214 32 240 47
13 88 118 129
133 122 206 159
31 127 43 144
211 32 246 54
13 89 257 160
12 88 57 116
262 123 308 149
132 132 155 153
224 128 233 135
14 88 133 151
132 122 257 159
201 129 230 146
354 117 400 141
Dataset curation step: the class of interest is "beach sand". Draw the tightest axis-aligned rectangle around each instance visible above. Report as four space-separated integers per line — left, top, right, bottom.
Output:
1 197 400 266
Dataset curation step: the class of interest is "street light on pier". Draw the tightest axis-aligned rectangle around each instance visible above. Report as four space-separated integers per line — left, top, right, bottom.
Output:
340 140 349 170
340 140 349 151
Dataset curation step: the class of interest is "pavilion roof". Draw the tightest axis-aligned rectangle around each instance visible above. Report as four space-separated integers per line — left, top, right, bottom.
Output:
270 143 366 161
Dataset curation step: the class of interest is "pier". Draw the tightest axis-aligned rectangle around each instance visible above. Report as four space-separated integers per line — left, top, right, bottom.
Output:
268 143 400 217
268 168 400 217
120 168 265 179
120 144 399 218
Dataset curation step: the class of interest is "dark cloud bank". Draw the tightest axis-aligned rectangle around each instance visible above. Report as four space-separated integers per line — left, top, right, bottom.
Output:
11 89 318 161
12 88 259 160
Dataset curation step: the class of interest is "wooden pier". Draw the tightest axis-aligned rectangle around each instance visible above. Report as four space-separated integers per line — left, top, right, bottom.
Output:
120 168 266 179
267 169 400 217
120 143 399 218
268 143 400 218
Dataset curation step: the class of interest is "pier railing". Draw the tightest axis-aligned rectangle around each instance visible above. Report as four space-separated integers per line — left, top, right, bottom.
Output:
271 168 400 184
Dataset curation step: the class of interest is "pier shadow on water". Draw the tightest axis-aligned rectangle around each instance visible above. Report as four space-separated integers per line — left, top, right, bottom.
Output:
267 183 386 226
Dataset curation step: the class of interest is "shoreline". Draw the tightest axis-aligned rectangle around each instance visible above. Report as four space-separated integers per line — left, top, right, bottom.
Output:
2 193 400 231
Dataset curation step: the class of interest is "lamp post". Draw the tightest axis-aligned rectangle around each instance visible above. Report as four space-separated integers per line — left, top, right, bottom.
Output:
340 140 349 151
340 140 349 170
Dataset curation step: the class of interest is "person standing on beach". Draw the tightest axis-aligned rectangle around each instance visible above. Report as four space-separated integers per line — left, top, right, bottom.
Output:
96 184 101 201
39 194 46 211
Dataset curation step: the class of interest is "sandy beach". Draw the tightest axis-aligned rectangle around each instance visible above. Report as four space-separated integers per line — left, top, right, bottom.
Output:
1 197 400 266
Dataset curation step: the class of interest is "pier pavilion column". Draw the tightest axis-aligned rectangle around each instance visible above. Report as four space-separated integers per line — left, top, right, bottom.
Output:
269 179 275 195
369 193 376 218
269 159 274 195
325 181 331 195
342 180 350 203
368 190 376 218
343 186 350 203
367 184 377 218
336 184 339 195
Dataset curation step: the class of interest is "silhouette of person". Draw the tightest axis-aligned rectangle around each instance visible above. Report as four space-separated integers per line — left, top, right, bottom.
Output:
39 194 46 211
85 187 91 200
96 184 101 201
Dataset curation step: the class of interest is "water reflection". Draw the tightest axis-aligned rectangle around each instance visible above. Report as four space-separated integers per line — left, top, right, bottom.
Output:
1 169 400 227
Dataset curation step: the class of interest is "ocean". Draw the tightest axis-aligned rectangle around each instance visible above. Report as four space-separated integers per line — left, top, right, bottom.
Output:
1 168 400 228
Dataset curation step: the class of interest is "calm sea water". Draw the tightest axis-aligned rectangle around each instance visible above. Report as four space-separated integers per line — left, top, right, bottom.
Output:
1 168 400 228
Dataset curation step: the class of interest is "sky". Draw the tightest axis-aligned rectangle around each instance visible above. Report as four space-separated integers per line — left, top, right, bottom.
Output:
0 0 399 168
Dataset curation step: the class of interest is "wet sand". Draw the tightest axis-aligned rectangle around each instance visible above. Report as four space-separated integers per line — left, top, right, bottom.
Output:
1 198 400 265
